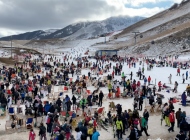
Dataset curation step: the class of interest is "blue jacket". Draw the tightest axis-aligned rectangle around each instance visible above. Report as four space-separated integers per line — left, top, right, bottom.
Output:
44 103 51 112
144 78 147 83
180 120 189 131
125 112 129 120
186 71 188 76
72 113 76 118
65 97 70 102
21 92 26 98
92 131 100 140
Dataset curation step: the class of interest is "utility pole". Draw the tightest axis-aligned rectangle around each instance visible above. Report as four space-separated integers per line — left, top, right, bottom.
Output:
11 35 12 58
132 31 140 45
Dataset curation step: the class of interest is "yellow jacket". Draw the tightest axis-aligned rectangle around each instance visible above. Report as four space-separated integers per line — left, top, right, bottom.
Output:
127 80 130 85
48 80 51 85
88 127 93 135
116 120 123 130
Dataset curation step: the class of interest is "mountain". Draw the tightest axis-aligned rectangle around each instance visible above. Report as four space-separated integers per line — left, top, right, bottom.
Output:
90 0 190 55
0 16 145 41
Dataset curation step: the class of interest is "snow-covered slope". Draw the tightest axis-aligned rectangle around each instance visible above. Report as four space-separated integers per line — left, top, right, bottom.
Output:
40 29 59 36
90 0 190 55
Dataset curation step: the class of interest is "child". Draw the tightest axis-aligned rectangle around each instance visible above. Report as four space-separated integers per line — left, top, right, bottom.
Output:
65 125 70 140
75 127 82 140
29 129 36 140
133 118 139 128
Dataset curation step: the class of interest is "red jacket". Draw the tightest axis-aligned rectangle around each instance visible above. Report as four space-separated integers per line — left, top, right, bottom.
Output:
177 69 180 72
158 82 162 87
148 77 151 82
137 81 140 87
169 112 175 122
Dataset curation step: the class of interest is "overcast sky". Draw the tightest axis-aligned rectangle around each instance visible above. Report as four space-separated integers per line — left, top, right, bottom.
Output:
0 0 182 37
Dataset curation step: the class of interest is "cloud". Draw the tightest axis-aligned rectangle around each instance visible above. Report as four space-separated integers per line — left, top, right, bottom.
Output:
113 0 182 7
0 0 165 37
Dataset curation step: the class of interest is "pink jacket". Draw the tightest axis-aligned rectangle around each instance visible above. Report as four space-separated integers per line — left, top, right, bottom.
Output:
29 131 36 140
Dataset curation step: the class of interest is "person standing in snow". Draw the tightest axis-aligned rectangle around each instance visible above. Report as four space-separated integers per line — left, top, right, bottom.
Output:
182 74 185 84
168 110 175 133
92 128 100 140
177 68 180 76
7 95 12 109
168 74 172 84
186 71 188 80
148 76 151 85
181 92 187 106
141 116 150 136
144 77 147 86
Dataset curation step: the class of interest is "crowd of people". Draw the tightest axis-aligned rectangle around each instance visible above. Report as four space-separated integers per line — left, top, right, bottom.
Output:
0 50 190 140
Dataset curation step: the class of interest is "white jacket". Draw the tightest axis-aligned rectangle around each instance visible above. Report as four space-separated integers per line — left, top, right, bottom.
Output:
76 131 82 140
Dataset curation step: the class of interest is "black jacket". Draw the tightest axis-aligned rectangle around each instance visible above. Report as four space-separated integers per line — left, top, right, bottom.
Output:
143 111 149 121
49 105 55 113
58 134 65 140
56 99 62 107
139 97 143 104
39 126 46 135
128 129 137 140
99 92 104 99
38 104 43 113
0 97 7 104
72 96 76 104
117 106 122 115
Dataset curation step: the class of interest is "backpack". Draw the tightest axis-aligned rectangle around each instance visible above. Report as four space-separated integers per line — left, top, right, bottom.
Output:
47 118 50 124
40 126 46 134
183 122 188 130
